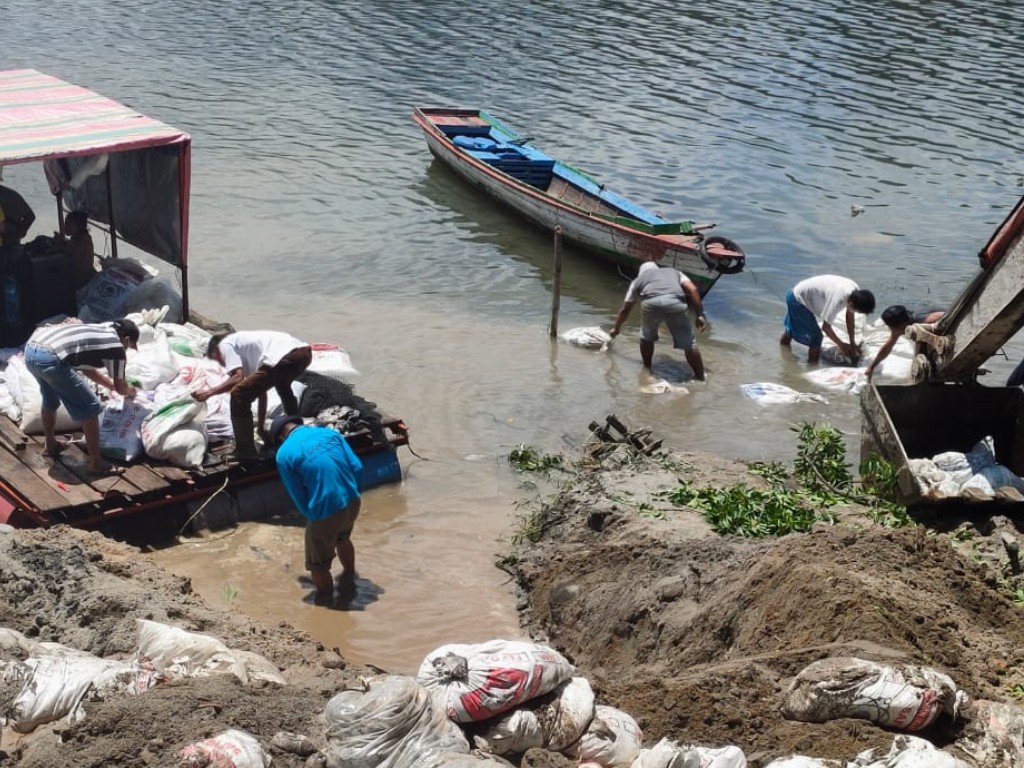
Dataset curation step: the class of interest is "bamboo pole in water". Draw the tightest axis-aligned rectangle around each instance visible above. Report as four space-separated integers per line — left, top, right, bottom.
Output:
549 226 563 338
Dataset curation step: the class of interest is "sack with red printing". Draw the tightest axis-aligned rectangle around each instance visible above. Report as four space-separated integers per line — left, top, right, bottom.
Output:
563 704 643 768
781 657 966 731
178 729 270 768
474 676 595 755
417 639 575 723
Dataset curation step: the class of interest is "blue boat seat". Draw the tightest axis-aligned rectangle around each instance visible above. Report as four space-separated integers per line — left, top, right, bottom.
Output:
455 136 555 189
439 124 493 138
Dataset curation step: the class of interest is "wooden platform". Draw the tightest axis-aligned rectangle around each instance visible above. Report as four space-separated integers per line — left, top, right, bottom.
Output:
0 414 408 530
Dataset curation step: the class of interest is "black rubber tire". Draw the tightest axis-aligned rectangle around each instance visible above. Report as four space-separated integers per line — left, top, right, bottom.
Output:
698 235 746 275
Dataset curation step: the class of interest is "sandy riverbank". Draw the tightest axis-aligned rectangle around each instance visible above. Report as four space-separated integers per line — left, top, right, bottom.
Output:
2 430 1024 766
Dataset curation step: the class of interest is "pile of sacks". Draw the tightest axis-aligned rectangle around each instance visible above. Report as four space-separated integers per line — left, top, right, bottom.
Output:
907 435 1024 501
0 303 355 468
0 305 233 468
0 619 284 734
321 638 745 768
313 643 1024 768
11 635 1024 768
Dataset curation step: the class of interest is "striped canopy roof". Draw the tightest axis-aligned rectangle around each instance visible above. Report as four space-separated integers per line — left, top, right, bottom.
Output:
0 68 189 166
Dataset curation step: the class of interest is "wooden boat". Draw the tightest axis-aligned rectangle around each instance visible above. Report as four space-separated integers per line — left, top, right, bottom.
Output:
0 69 407 535
412 107 746 296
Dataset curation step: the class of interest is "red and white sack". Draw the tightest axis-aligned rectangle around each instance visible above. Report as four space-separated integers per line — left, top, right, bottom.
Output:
475 676 595 755
631 739 747 768
781 657 966 731
417 639 575 723
564 704 643 768
308 342 358 377
178 729 270 768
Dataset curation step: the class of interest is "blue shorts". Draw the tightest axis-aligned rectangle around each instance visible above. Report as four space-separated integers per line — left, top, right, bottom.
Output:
24 342 103 422
640 294 696 350
783 290 823 349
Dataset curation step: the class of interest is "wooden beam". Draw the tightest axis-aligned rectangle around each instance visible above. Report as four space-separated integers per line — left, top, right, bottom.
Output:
934 231 1024 381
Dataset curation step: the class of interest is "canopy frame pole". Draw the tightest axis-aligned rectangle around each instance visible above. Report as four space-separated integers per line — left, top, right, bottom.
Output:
105 162 118 260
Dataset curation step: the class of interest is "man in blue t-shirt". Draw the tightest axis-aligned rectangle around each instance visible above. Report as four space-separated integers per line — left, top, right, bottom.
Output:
270 415 363 601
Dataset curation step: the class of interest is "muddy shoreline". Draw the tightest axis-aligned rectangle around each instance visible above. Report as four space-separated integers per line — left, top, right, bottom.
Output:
3 440 1024 767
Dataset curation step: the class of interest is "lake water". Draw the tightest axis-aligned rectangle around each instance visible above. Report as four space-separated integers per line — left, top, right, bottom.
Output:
4 0 1024 674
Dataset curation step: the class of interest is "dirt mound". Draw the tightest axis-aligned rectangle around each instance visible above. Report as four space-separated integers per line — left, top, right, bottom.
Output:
0 525 363 767
508 450 1024 764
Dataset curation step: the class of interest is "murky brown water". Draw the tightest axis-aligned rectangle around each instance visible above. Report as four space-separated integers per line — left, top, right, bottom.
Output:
6 0 1024 672
151 459 523 675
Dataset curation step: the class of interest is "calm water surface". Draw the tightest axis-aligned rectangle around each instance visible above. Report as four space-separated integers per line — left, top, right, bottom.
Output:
5 0 1024 673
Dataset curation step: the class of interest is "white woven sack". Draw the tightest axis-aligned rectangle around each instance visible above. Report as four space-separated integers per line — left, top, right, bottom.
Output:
99 395 152 462
417 639 575 723
782 657 965 732
140 397 207 468
324 675 469 768
178 729 270 768
852 734 969 767
561 327 612 349
6 353 78 434
475 676 594 755
135 619 284 685
564 704 642 768
632 740 748 768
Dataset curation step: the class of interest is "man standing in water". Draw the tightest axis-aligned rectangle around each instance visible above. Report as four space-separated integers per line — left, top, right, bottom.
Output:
270 415 363 603
609 261 708 379
780 274 876 363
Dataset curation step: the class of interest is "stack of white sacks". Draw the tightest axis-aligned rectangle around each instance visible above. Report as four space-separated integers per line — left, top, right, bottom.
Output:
0 305 234 468
322 638 745 768
0 309 353 469
318 641 1024 768
7 634 1024 767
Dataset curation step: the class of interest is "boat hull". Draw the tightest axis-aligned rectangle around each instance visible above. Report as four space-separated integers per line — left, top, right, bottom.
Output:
413 109 742 296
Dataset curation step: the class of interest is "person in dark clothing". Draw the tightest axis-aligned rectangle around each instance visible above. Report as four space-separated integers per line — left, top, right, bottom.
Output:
0 184 36 247
194 330 312 461
865 305 945 380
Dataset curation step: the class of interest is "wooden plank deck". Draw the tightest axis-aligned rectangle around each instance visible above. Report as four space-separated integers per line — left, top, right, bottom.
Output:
547 177 618 216
0 412 409 527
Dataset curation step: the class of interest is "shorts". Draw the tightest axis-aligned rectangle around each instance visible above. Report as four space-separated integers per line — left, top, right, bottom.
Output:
304 497 361 571
783 290 823 349
24 342 102 422
639 294 696 350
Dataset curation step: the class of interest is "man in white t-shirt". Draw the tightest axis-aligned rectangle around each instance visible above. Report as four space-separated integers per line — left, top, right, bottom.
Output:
195 330 312 461
780 275 875 363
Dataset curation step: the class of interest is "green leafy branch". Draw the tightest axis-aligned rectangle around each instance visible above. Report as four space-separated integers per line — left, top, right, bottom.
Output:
665 422 911 538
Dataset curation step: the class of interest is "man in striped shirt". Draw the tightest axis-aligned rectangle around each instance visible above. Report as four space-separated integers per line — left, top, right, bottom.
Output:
24 319 139 476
